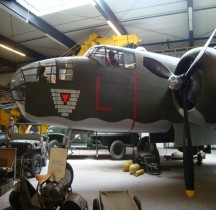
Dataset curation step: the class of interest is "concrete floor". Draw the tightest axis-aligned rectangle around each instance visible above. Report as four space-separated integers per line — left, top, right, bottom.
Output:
1 148 216 210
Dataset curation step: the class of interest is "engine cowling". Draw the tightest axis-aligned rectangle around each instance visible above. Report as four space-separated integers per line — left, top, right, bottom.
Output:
172 47 216 128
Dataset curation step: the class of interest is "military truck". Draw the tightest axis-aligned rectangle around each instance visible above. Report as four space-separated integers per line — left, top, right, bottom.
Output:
45 126 93 152
45 125 139 160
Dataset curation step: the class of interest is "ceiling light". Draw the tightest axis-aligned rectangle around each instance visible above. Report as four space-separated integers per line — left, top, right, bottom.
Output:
17 0 93 16
90 0 96 7
107 20 121 36
0 44 26 56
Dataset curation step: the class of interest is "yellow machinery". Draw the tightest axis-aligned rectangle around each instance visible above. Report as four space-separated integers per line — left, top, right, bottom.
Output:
0 106 20 131
61 32 142 57
0 106 49 134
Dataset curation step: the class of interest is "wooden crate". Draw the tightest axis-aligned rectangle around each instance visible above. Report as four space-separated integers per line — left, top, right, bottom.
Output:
0 148 16 197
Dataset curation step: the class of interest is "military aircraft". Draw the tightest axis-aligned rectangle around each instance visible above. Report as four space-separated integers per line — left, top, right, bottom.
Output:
10 29 216 197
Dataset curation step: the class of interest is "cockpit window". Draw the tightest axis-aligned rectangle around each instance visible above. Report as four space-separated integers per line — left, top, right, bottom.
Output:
58 58 74 81
87 47 106 66
85 46 136 69
106 49 121 67
124 51 136 68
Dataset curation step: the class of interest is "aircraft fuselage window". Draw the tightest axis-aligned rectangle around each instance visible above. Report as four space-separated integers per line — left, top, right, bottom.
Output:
45 66 56 84
37 65 49 83
35 59 56 83
59 59 74 81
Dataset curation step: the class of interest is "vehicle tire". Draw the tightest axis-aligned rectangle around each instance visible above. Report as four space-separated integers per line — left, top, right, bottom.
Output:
132 148 139 163
9 190 22 210
110 140 126 160
30 153 42 176
65 162 74 186
42 156 48 167
133 196 142 210
42 144 48 167
108 143 111 152
48 139 62 154
93 198 101 210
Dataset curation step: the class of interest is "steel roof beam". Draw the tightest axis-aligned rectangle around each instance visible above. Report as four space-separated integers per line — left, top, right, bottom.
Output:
0 34 47 60
94 0 128 35
0 57 17 69
187 0 194 46
0 0 76 48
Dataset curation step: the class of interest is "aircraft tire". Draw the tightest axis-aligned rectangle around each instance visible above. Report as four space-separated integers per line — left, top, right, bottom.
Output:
48 139 62 154
110 140 126 160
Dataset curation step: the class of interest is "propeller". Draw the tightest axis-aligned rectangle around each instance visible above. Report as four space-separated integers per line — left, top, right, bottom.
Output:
168 28 216 197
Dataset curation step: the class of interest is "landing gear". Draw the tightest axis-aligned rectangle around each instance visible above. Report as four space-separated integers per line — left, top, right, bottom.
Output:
133 136 160 175
196 151 206 166
197 153 202 166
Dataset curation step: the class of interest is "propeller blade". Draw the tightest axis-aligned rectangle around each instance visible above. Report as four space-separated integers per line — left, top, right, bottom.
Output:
182 88 194 197
143 57 173 79
185 28 216 78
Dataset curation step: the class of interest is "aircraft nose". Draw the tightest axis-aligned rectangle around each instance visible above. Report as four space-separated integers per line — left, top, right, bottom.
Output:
10 68 26 113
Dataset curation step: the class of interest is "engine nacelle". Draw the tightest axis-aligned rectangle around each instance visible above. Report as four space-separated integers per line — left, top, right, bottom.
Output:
172 47 216 128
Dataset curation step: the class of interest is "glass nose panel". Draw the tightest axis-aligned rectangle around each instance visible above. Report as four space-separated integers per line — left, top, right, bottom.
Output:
10 68 26 102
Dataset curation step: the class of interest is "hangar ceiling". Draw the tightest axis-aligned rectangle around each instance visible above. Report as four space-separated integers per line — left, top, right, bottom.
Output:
0 0 216 74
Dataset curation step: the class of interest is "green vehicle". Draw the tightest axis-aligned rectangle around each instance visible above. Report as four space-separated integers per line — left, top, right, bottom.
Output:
45 126 92 151
45 125 139 160
10 123 48 176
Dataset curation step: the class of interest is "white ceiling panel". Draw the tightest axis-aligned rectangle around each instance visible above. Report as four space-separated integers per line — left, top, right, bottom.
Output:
193 8 216 38
107 0 187 21
42 4 104 29
1 0 216 72
125 13 188 43
194 0 216 9
22 37 68 57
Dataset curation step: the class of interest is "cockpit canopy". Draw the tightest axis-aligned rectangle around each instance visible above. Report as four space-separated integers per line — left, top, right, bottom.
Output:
84 45 136 69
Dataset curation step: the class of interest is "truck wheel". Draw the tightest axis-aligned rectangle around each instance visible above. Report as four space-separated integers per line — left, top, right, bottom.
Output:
48 139 62 154
65 162 74 186
110 140 126 160
30 153 42 176
107 143 112 152
132 148 139 163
